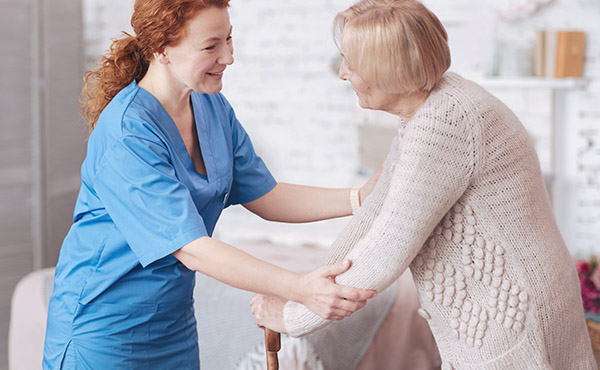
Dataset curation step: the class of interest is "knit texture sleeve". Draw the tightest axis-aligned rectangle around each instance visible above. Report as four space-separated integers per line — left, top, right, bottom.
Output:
284 94 482 337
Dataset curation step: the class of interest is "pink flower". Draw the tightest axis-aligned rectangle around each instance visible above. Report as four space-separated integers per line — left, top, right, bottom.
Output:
581 278 599 312
578 257 600 313
578 261 592 276
581 276 598 298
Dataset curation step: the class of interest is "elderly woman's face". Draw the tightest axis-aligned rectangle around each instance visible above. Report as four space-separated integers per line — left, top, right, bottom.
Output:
339 35 399 112
338 52 371 107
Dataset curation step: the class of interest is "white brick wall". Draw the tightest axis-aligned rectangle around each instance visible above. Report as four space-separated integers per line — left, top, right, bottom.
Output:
223 0 360 187
490 0 600 257
83 0 600 254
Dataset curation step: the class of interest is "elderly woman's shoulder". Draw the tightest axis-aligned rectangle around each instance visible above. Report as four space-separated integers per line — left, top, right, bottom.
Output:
428 72 498 114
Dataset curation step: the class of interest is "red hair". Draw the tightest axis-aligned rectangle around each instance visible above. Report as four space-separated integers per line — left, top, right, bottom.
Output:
81 0 230 131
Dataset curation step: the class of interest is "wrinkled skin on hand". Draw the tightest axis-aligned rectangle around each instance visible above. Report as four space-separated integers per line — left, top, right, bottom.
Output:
250 294 287 333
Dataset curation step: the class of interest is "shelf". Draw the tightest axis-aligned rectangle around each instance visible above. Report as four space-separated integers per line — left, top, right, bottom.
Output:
475 76 587 90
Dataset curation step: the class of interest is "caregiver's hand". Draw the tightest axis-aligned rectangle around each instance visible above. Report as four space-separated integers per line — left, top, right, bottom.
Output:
359 161 384 203
250 294 287 333
297 260 377 320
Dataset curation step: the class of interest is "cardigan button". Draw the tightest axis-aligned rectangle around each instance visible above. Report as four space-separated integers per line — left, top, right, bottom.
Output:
417 308 431 320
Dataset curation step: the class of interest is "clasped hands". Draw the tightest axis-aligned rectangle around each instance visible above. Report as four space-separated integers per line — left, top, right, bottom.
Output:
249 259 377 333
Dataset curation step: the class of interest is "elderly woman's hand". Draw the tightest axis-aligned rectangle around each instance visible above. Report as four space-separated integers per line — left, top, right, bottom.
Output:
250 294 287 333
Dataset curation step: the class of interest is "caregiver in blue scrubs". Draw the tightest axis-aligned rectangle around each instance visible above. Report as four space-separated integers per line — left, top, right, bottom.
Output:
42 0 379 368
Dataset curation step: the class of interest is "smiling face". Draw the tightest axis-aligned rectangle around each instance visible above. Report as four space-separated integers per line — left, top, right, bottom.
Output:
338 35 401 112
163 6 234 94
333 0 451 113
337 52 371 108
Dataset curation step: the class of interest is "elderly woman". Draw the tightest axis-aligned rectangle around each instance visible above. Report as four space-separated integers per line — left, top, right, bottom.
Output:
251 0 596 369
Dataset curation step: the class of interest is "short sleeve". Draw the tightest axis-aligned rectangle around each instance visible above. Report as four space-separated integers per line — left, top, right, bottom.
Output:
226 109 276 206
94 135 208 267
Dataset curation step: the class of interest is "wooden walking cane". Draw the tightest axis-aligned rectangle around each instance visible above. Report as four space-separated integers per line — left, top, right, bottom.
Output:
264 328 281 370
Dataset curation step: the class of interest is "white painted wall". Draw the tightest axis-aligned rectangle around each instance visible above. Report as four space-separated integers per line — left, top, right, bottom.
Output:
83 0 600 255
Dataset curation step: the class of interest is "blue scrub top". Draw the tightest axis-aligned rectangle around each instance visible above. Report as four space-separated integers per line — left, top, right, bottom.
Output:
43 80 276 369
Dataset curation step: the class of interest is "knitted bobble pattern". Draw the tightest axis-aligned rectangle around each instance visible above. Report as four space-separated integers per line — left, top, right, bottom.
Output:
412 204 529 350
283 73 596 370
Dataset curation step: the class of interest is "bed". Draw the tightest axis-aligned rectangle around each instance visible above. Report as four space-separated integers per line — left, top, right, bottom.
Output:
8 240 441 370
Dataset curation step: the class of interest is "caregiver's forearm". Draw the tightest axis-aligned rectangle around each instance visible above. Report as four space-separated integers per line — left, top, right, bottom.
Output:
242 182 354 223
174 236 302 298
172 236 377 319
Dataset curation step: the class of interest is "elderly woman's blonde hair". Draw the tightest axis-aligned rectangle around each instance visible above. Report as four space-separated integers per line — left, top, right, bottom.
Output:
334 0 451 94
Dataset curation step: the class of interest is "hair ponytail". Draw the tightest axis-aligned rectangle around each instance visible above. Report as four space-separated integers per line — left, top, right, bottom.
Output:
80 33 148 131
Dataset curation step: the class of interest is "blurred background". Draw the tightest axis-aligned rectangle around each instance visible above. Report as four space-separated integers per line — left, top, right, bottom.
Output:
1 0 599 368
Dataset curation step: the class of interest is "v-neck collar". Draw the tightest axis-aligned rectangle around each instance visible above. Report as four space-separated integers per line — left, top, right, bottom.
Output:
134 82 213 183
190 99 211 181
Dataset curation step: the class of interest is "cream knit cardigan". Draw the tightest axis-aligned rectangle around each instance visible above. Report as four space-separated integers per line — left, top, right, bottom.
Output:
284 73 596 370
